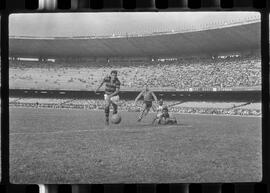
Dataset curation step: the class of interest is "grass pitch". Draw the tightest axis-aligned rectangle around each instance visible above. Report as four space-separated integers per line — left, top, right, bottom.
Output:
10 108 262 183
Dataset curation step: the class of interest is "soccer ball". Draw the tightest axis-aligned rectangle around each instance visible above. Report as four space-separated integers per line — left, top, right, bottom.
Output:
111 114 122 124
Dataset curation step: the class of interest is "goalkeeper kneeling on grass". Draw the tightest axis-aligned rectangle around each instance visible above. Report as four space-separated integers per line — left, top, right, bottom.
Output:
152 106 177 125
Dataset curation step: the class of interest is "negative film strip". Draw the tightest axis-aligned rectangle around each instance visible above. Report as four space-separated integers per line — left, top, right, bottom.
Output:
0 0 268 10
1 0 270 193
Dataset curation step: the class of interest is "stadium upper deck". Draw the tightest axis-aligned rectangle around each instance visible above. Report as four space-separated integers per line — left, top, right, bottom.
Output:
9 21 260 59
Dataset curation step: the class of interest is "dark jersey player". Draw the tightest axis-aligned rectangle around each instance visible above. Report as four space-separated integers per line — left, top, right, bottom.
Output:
95 70 121 125
134 84 158 122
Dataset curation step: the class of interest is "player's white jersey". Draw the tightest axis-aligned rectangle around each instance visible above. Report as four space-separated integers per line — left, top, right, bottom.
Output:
156 105 163 117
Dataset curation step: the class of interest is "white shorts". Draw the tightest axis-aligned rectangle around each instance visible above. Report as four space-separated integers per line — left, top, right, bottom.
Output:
104 94 120 104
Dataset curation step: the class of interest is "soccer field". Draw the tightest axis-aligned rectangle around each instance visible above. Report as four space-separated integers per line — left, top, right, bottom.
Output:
10 107 262 183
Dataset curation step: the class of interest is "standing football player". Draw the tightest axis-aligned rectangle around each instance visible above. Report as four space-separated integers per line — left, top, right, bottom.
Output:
134 84 158 122
95 70 121 125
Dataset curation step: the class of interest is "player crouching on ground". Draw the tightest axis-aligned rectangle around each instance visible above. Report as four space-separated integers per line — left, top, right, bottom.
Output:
152 106 177 125
95 70 121 125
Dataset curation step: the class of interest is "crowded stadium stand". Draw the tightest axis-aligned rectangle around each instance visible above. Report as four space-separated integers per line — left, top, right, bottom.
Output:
9 18 261 91
9 53 261 91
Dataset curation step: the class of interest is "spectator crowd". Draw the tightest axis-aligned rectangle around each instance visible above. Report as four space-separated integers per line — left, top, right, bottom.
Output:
9 53 261 116
9 54 261 91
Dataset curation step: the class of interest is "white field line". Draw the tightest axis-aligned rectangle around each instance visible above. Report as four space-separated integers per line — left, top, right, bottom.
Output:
169 112 262 118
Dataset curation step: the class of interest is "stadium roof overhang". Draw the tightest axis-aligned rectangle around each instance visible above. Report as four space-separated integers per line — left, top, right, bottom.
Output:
9 22 260 58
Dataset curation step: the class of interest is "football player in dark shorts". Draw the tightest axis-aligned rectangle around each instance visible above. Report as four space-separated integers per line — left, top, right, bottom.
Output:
95 70 121 125
134 84 158 122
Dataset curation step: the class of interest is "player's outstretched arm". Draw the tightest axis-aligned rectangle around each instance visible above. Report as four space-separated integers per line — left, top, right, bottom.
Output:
95 79 104 93
134 91 143 104
151 91 158 103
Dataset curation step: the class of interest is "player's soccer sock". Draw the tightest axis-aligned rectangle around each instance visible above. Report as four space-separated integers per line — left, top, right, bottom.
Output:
105 106 110 124
105 106 110 116
112 105 118 114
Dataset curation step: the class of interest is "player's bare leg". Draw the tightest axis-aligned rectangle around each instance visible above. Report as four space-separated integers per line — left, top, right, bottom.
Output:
138 104 147 122
138 107 151 122
152 117 159 125
137 108 145 122
144 107 150 118
165 117 177 125
169 115 177 124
